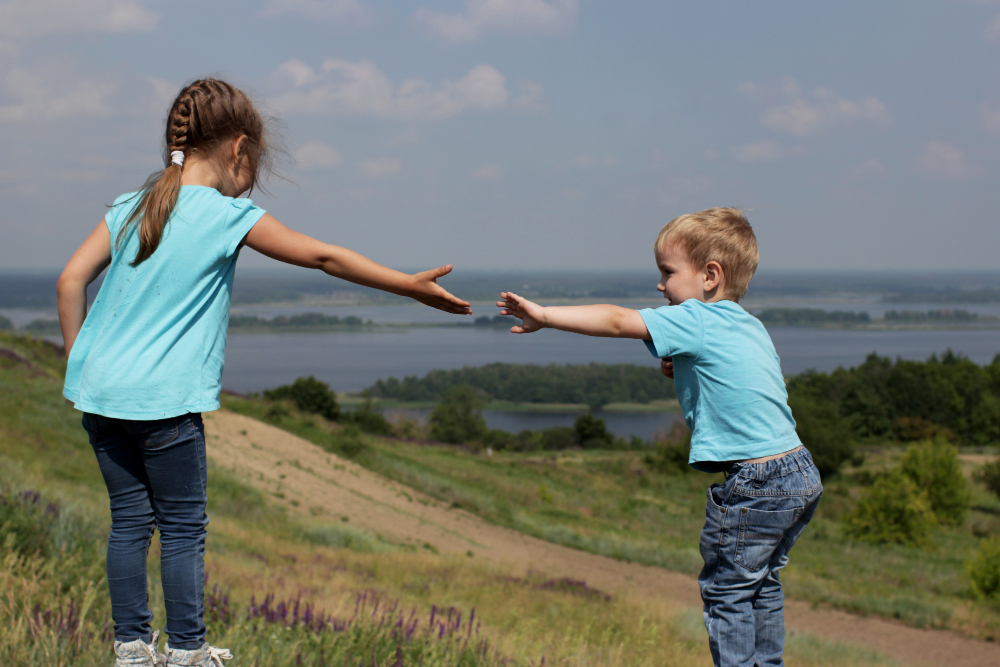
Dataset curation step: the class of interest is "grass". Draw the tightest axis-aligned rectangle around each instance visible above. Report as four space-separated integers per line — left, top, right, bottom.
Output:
220 391 1000 642
0 331 900 666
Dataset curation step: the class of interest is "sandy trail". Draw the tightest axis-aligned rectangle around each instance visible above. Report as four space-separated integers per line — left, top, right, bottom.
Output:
204 411 999 667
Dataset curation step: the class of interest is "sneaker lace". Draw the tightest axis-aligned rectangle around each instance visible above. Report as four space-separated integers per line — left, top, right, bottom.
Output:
144 631 164 667
208 646 232 667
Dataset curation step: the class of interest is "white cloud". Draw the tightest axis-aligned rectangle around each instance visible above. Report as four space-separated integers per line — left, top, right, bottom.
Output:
295 142 343 169
358 157 401 179
731 141 799 163
987 14 1000 41
271 59 511 120
980 104 1000 135
913 141 981 178
259 0 373 24
0 0 158 39
851 158 887 179
472 164 503 181
743 78 891 136
414 0 579 42
0 67 116 121
762 89 890 136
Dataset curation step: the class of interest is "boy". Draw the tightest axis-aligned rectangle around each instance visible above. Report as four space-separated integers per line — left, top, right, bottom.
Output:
497 207 822 667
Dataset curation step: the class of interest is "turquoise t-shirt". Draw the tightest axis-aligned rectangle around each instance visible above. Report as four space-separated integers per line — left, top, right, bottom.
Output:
63 186 266 419
639 300 801 471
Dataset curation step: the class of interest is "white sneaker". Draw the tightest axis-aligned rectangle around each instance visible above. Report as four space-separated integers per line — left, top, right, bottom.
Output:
165 642 233 667
114 630 166 667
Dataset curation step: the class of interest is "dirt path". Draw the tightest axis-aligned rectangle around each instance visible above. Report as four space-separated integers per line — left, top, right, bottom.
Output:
204 411 999 667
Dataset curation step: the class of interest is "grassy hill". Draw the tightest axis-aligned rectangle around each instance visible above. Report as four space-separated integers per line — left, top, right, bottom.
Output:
0 331 944 666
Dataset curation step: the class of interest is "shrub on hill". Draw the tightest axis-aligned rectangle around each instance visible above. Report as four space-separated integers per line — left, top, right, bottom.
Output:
841 469 937 547
899 438 970 525
967 536 1000 601
429 384 487 445
264 376 340 421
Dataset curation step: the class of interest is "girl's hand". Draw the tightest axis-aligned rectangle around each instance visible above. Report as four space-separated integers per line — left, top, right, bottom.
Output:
660 356 674 379
409 265 473 314
497 291 546 333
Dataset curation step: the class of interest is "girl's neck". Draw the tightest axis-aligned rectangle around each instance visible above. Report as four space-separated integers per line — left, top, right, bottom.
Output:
179 156 247 198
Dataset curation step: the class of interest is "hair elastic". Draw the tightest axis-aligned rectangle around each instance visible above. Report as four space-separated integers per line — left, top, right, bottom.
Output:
170 150 185 167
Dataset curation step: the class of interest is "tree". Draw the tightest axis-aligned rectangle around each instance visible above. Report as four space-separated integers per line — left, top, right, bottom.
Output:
787 394 855 477
263 376 339 421
574 412 612 449
429 385 487 444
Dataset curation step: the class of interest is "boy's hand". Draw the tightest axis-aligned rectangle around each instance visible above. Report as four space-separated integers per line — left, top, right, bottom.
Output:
497 291 546 333
660 356 674 379
410 265 473 314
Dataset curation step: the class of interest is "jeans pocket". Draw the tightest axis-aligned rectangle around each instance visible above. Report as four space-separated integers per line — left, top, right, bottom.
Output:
141 420 180 450
734 506 801 572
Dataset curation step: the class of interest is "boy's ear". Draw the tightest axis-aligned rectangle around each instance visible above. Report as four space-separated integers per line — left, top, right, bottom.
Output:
704 260 724 291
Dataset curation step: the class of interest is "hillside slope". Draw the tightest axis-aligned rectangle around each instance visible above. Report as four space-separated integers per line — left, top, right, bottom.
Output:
204 410 999 667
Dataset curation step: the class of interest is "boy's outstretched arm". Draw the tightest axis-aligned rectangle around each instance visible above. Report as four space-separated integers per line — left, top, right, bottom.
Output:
498 291 650 339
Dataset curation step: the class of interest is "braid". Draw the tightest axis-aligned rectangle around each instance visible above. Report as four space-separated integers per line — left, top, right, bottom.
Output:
168 93 193 154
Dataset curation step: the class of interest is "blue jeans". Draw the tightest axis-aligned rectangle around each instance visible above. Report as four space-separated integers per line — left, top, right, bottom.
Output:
83 412 209 649
698 447 822 667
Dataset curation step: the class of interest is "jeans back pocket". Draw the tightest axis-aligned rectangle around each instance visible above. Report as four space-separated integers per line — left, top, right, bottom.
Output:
734 506 802 572
141 419 181 450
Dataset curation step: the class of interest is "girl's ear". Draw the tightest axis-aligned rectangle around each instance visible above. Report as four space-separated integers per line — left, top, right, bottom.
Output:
233 134 249 161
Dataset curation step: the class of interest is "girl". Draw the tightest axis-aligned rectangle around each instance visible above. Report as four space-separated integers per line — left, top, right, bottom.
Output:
57 78 471 667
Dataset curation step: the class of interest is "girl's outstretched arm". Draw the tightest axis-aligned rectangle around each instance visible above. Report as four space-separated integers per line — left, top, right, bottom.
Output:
58 221 112 356
243 214 472 314
497 291 650 339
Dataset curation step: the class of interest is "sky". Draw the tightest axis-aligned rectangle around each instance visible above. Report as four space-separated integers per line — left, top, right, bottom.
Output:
1 0 999 272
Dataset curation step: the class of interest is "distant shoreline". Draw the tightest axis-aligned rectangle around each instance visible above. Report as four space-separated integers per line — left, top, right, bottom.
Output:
337 395 682 414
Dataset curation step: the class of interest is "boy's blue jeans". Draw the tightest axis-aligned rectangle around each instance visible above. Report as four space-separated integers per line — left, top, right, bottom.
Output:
698 446 822 667
83 412 208 650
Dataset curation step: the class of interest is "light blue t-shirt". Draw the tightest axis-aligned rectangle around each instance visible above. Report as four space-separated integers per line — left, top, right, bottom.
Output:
63 186 266 420
639 300 800 471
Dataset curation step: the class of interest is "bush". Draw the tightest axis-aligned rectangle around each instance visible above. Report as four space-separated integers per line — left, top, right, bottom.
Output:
574 413 613 449
976 458 1000 499
841 469 938 547
644 421 691 475
967 536 1000 601
482 428 516 451
788 393 855 477
540 426 576 451
429 384 487 444
512 430 541 452
340 409 392 435
264 376 339 421
899 438 970 525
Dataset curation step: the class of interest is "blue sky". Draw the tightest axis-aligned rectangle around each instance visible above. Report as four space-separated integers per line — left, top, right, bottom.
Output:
1 0 999 272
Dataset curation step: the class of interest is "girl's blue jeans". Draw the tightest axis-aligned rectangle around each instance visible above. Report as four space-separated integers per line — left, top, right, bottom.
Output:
83 412 208 650
698 446 822 667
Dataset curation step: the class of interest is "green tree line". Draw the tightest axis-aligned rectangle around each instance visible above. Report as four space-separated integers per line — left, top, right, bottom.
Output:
368 363 677 409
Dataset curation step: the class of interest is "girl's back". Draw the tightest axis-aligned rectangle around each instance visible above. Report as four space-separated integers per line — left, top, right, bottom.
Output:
64 186 264 419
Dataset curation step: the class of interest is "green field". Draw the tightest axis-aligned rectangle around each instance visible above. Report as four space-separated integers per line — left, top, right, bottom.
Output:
0 331 907 666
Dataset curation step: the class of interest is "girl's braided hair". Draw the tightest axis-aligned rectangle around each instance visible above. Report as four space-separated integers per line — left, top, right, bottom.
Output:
117 78 276 265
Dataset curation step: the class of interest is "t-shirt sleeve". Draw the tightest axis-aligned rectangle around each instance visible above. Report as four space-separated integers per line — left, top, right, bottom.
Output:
222 198 267 258
638 301 705 360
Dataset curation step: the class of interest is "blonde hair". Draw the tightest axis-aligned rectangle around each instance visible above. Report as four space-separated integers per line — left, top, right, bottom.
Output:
655 207 759 301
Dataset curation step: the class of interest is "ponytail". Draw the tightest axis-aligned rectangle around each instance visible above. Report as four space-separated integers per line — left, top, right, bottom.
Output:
117 91 194 266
